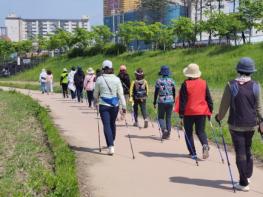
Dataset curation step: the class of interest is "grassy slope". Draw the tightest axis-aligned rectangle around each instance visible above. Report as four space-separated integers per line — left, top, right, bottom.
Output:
0 90 79 196
7 43 263 87
2 43 263 159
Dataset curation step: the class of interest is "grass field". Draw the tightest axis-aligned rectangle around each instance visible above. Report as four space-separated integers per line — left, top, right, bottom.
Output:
0 90 79 196
1 43 263 159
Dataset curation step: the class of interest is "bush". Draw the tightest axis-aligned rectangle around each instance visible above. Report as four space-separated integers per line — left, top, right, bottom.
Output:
84 45 104 56
68 47 85 58
104 44 127 56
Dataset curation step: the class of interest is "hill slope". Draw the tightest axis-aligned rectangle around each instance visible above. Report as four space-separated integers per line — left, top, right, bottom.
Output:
7 43 263 88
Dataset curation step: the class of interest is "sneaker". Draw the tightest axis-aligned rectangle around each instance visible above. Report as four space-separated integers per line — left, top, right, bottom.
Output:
234 183 249 192
202 144 210 159
108 146 114 156
162 130 169 139
144 120 148 128
133 122 138 127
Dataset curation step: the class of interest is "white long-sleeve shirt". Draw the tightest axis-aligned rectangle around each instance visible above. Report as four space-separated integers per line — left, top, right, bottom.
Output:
94 74 126 109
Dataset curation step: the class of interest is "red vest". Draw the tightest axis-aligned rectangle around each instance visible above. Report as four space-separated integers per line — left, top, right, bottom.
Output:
174 79 211 116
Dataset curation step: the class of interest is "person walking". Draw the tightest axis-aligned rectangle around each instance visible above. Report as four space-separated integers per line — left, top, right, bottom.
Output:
215 57 263 192
84 67 96 107
74 66 85 103
68 66 76 99
60 68 69 98
176 63 213 159
46 70 53 94
118 64 131 120
130 68 149 128
153 66 176 139
39 69 47 94
94 60 127 155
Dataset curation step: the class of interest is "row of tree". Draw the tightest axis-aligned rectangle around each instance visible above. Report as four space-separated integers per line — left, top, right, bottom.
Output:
0 0 262 60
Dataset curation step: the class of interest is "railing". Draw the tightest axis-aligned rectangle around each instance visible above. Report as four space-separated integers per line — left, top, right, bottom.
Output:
0 57 47 78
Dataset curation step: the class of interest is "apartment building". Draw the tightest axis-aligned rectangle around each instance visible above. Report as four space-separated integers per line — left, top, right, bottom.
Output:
5 14 91 41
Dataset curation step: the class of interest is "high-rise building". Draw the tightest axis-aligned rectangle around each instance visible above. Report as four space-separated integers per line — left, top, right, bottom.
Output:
5 13 91 42
104 0 140 16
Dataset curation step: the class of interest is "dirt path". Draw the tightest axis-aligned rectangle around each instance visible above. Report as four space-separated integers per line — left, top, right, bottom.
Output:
2 87 263 197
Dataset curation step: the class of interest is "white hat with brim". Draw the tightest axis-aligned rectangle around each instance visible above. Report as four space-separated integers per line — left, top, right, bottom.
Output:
63 68 67 72
87 68 95 74
183 63 201 78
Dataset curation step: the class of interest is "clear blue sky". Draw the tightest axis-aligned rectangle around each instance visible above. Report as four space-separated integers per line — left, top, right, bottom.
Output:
0 0 103 26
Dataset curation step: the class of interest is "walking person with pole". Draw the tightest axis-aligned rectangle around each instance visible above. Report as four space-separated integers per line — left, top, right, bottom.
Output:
94 60 127 156
153 65 176 140
175 63 213 160
215 57 263 192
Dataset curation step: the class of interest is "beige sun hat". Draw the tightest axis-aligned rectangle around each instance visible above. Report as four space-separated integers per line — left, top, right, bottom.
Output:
87 67 95 74
183 63 202 78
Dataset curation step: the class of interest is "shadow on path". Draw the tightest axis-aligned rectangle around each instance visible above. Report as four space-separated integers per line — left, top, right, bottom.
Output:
169 176 232 191
70 145 108 156
128 134 162 142
140 151 191 159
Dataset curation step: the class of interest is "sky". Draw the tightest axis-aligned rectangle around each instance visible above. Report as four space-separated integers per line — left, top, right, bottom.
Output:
0 0 103 26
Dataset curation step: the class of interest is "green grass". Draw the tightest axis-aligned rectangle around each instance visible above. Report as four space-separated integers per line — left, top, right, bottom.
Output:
1 42 263 159
0 90 79 196
6 43 263 87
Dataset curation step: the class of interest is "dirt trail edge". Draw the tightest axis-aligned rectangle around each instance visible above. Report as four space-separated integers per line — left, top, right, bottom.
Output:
2 87 263 197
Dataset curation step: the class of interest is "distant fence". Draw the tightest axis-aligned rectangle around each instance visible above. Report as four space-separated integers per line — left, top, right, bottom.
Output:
0 57 47 78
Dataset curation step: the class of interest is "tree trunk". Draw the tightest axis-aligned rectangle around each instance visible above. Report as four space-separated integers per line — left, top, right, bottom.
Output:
241 31 246 44
249 28 252 43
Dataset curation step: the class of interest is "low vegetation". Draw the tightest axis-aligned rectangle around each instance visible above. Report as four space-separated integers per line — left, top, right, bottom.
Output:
0 90 79 196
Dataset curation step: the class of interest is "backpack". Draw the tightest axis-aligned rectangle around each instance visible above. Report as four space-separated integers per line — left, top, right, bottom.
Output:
229 80 259 98
158 78 174 98
134 80 147 100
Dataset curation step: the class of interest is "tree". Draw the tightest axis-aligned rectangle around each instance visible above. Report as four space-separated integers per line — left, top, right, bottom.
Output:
238 0 263 43
48 29 72 51
119 22 135 47
138 0 169 23
0 39 14 60
13 40 33 56
171 17 196 47
69 28 93 49
92 25 112 46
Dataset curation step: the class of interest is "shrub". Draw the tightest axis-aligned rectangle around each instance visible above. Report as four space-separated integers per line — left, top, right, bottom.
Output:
104 43 127 56
68 47 85 58
84 45 104 56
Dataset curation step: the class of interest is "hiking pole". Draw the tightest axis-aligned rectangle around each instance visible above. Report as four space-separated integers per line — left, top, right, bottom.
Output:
156 118 163 143
209 120 224 164
124 118 135 160
174 113 181 139
96 108 102 152
218 122 236 193
180 120 199 166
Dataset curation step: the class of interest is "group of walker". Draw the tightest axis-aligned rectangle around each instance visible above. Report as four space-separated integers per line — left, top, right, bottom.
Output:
40 57 263 192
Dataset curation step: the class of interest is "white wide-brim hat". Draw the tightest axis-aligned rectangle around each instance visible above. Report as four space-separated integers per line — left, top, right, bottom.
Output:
87 67 95 74
183 63 201 78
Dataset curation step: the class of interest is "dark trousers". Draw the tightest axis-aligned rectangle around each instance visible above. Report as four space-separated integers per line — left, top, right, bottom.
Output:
183 115 208 155
158 103 173 132
87 90 94 107
70 90 76 99
76 86 83 102
61 83 68 98
133 99 148 122
230 130 254 186
99 105 119 147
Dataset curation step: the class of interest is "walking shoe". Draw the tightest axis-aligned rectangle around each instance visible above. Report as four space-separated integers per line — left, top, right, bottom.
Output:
108 146 114 156
162 130 169 139
133 122 138 127
144 120 148 128
202 144 210 159
234 183 249 192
